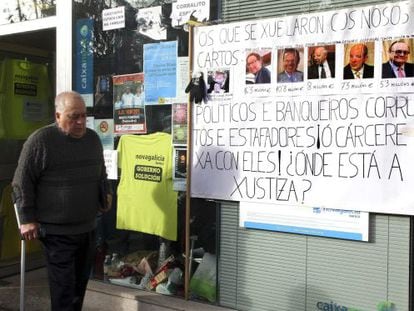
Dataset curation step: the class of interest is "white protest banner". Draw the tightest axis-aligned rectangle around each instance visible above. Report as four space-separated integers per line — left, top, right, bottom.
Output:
190 1 414 215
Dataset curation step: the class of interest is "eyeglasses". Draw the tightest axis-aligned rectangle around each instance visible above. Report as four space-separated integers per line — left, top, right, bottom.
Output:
391 50 410 55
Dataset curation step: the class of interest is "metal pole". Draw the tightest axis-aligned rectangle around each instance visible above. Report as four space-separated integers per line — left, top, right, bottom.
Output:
184 23 194 301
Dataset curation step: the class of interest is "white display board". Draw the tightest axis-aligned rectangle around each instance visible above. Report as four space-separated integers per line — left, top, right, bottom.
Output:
191 1 414 215
240 202 369 241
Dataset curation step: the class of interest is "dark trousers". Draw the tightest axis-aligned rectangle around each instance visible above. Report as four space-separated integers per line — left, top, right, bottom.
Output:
41 231 96 311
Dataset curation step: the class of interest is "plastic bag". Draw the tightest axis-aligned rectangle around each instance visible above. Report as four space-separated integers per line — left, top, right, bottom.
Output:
189 252 216 302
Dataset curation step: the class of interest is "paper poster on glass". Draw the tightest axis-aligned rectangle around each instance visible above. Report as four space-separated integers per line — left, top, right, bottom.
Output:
86 116 94 130
170 0 210 28
94 118 114 150
102 6 125 31
173 147 187 191
176 57 189 102
113 73 146 134
94 74 113 118
104 150 118 180
172 103 187 145
144 41 177 104
136 6 166 40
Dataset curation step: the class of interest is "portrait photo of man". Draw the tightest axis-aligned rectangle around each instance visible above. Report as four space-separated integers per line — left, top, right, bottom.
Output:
245 50 271 84
382 39 414 78
308 45 336 79
343 43 374 79
277 48 304 83
207 70 230 94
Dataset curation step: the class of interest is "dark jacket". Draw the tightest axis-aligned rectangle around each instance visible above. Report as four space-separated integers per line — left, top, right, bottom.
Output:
12 124 106 235
308 60 335 79
255 66 271 84
382 61 414 78
343 63 374 79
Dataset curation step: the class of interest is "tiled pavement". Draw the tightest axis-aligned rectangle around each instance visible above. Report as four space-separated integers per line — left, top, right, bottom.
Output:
0 267 233 311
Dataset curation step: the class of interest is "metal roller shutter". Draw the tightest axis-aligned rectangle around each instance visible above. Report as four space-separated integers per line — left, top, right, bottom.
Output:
218 202 410 310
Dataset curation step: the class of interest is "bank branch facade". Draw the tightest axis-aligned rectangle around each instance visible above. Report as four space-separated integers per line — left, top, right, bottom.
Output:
0 1 412 310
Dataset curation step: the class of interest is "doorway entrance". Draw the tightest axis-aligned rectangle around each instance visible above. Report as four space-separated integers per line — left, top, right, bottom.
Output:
0 28 55 277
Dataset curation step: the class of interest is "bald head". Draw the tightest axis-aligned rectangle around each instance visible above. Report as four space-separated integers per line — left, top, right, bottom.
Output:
55 91 85 113
55 91 87 138
349 44 368 71
313 46 328 65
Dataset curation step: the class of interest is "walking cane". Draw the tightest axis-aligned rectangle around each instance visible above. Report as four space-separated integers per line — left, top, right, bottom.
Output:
12 197 25 311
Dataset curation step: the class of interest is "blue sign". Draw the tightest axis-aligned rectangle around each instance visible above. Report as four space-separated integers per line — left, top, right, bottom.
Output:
144 41 177 104
75 18 94 106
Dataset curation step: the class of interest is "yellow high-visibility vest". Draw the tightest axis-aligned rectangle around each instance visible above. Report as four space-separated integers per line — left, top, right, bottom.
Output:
0 59 53 139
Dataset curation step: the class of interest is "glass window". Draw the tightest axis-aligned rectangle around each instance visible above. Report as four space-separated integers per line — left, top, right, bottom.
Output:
73 0 219 304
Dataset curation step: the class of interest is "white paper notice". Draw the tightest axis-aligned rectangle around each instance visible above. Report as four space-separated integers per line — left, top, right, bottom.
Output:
102 7 125 31
104 150 118 180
